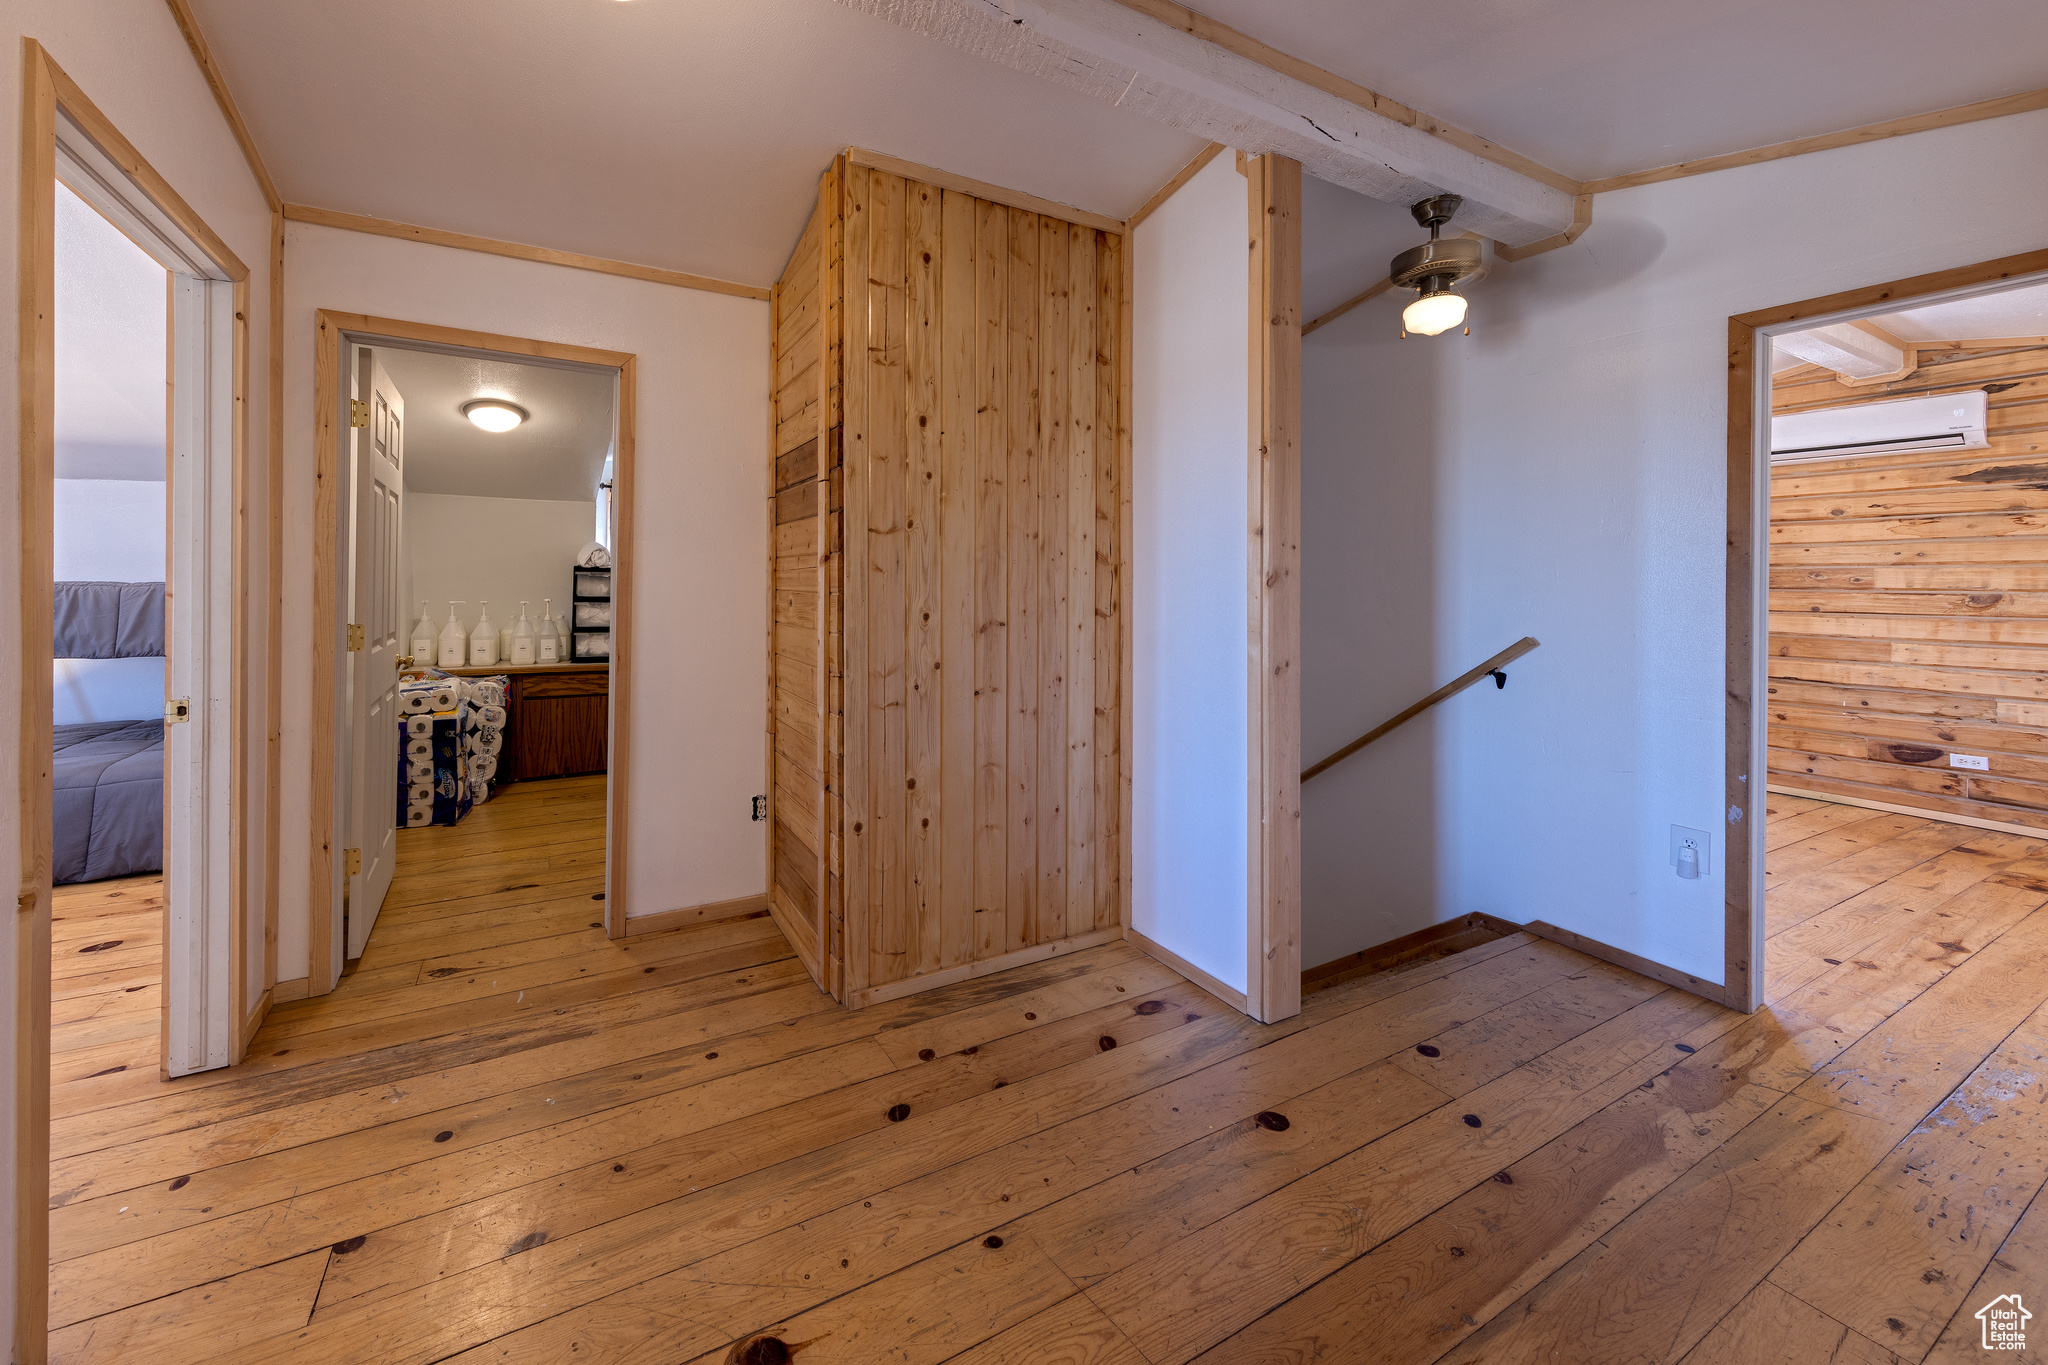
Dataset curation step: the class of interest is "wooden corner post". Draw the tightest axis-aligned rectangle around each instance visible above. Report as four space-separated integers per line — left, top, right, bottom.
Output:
1247 153 1303 1023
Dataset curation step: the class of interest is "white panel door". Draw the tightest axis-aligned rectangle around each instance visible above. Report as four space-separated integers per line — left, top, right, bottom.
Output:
345 350 405 958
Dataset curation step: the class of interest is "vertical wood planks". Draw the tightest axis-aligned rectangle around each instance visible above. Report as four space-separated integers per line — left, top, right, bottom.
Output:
804 159 1127 1005
1066 224 1097 934
938 190 978 971
867 170 909 987
1005 207 1041 953
841 162 873 1000
1037 214 1070 946
972 202 1010 960
904 180 944 976
1095 230 1123 931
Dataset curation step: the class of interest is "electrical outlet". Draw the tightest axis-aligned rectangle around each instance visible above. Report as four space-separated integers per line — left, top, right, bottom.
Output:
1950 753 1989 771
751 795 767 821
1669 825 1711 876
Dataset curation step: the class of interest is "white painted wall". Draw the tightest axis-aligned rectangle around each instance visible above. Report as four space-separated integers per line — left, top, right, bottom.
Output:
403 492 595 641
54 478 165 582
1299 107 2048 985
53 478 168 725
0 3 276 1342
282 222 770 983
1130 151 1251 995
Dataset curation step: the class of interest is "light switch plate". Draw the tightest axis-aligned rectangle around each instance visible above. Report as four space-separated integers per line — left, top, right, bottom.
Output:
1950 753 1989 771
1670 825 1711 875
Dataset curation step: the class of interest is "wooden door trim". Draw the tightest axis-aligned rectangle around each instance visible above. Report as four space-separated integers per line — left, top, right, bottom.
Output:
17 39 255 1360
1726 244 2048 1015
309 312 638 985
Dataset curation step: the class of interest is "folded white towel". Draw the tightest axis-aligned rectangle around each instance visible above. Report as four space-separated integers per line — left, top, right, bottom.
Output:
576 541 612 568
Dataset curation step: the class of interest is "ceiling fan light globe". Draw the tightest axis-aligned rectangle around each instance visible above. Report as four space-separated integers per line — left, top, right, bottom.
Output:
1402 291 1467 337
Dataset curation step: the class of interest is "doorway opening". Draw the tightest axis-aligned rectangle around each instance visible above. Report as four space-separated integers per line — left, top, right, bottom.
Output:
1751 266 2048 955
306 316 636 997
30 71 251 1101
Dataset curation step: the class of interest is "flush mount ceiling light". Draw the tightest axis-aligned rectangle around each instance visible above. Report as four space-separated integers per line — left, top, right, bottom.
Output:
462 399 528 433
1390 195 1487 338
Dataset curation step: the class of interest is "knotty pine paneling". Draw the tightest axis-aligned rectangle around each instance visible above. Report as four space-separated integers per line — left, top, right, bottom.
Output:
1768 343 2048 830
769 158 1125 1007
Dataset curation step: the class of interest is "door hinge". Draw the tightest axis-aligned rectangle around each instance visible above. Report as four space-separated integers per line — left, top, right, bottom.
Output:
344 848 361 877
350 400 370 428
347 623 365 652
165 698 191 723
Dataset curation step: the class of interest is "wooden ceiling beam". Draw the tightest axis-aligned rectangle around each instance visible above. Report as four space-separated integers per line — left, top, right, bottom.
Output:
836 0 1583 246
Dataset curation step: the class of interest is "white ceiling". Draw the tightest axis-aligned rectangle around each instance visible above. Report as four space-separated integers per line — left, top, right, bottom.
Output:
189 0 1205 287
1192 0 2048 183
1874 280 2048 342
186 0 2048 299
1770 278 2048 373
374 346 614 503
54 181 167 481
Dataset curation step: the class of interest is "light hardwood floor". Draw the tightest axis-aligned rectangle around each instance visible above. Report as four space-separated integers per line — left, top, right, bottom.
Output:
45 785 2048 1363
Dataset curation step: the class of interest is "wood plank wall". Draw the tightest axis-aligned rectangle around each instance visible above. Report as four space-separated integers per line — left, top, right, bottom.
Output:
1767 342 2048 831
768 159 1126 1008
769 177 836 990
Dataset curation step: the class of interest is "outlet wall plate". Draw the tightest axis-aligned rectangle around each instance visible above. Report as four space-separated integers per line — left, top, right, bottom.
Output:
1949 753 1989 771
1669 824 1711 875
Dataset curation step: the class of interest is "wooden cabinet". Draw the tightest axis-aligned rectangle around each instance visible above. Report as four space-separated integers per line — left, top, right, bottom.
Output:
509 669 608 780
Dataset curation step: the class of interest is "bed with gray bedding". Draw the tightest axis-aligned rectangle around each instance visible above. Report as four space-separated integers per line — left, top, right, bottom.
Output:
53 720 164 884
53 581 166 885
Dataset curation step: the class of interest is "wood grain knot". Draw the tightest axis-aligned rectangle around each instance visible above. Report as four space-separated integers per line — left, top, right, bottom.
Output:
1024 1012 1037 1020
728 1336 792 1365
168 1175 189 1192
1414 1044 1441 1057
705 1052 719 1060
331 1236 366 1255
591 892 605 900
1492 1171 1513 1185
425 967 461 979
434 1131 454 1142
1099 1036 1117 1051
960 1046 978 1056
983 1235 1004 1249
613 1164 625 1172
886 1103 911 1122
504 1230 549 1256
78 941 122 953
1462 1115 1482 1128
1253 1111 1290 1132
918 1048 936 1061
1133 1000 1166 1015
1673 1043 1696 1054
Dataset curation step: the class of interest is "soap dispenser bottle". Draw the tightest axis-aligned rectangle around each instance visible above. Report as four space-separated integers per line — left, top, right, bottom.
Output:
511 602 537 665
537 597 562 664
409 601 435 666
438 603 468 668
469 602 499 667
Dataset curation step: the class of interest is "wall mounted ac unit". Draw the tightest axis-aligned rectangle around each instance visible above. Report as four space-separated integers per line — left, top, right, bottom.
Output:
1770 390 1989 465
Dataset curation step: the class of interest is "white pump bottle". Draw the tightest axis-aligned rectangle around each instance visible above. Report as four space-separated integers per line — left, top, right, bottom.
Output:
409 602 435 666
469 602 499 667
537 597 562 664
511 602 537 665
438 603 468 668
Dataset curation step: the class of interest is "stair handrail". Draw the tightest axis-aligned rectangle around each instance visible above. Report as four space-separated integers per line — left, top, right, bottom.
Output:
1301 637 1540 783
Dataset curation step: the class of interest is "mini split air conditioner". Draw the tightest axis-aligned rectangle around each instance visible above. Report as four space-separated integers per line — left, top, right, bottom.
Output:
1769 390 1989 465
